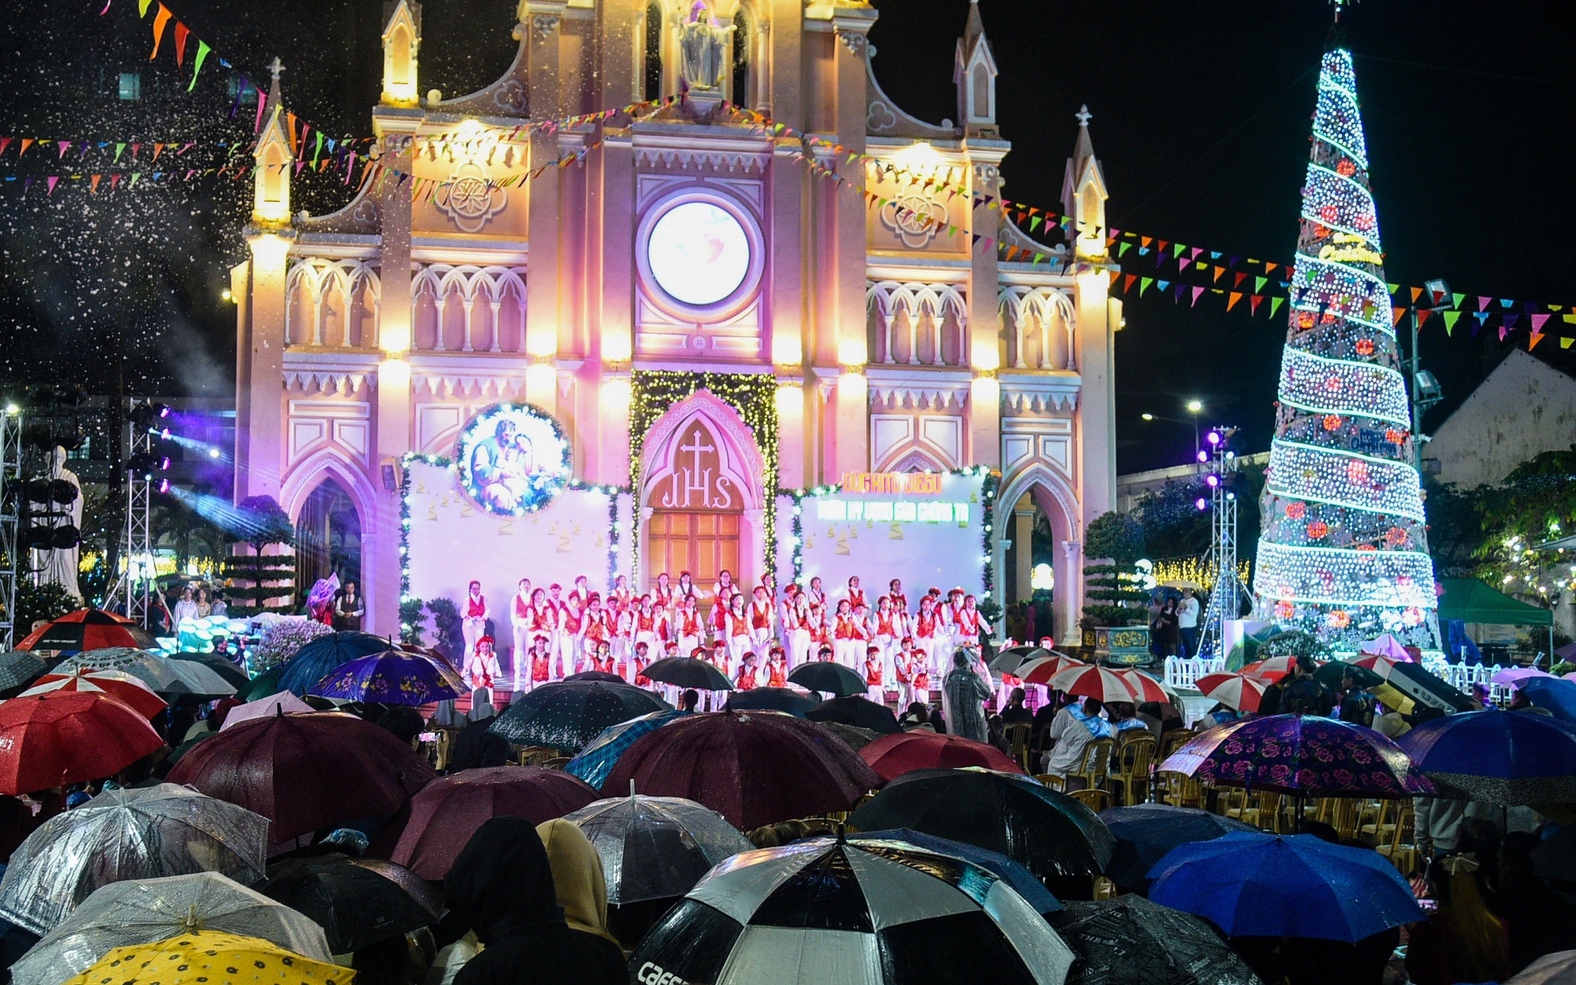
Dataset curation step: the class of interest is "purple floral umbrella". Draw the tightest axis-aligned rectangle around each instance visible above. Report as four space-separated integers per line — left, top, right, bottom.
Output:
310 650 467 706
1159 714 1434 798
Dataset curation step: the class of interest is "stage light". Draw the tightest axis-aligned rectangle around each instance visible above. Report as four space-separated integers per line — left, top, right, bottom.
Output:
1207 431 1221 445
1196 451 1207 463
1196 498 1208 511
208 448 221 459
4 404 16 415
1141 413 1154 421
1205 474 1220 488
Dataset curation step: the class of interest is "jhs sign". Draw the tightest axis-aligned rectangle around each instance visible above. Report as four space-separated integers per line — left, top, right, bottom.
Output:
654 423 737 510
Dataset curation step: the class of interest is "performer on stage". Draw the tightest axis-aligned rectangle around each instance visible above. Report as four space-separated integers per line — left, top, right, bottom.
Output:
893 638 917 708
845 575 868 611
630 641 652 688
871 595 902 680
784 589 811 667
464 635 501 705
462 581 489 660
765 646 788 688
590 639 616 675
806 575 825 608
712 569 737 609
913 594 942 677
724 594 752 674
527 636 551 690
653 571 674 606
815 644 835 662
675 570 698 603
509 578 533 680
674 595 703 659
832 599 864 668
864 645 885 704
748 585 775 660
582 594 610 669
954 593 983 650
888 578 908 616
735 652 759 691
559 588 585 675
633 597 661 661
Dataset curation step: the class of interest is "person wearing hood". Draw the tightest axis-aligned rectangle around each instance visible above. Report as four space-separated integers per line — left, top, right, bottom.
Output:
442 817 626 985
448 693 510 772
535 819 628 962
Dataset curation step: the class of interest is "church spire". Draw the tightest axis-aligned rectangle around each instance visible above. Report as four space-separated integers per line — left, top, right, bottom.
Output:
251 57 294 226
953 0 998 135
1060 105 1107 258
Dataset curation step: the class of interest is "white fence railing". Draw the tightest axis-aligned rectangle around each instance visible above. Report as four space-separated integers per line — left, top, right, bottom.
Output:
1164 654 1518 706
1163 656 1227 691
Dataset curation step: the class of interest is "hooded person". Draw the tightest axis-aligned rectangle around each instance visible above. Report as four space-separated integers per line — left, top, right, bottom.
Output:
441 817 627 985
941 648 993 745
535 819 627 962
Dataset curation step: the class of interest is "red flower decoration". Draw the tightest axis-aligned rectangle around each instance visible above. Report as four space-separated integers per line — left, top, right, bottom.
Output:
1284 501 1307 520
1355 338 1375 356
1336 159 1357 177
1322 414 1342 431
1307 521 1329 539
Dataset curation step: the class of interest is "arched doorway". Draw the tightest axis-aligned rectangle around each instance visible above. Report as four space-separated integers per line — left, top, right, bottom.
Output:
295 477 362 598
640 392 764 591
1004 490 1056 643
997 469 1082 646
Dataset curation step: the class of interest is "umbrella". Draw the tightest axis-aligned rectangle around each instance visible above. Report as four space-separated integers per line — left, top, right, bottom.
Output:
988 645 1053 675
488 679 671 752
167 651 251 689
1521 677 1576 723
1016 654 1089 686
1312 659 1385 690
1159 714 1433 798
1359 633 1411 660
0 691 165 796
603 711 883 830
20 669 167 719
1095 803 1256 891
1493 666 1557 687
156 658 238 699
391 766 600 880
566 710 688 790
1379 660 1473 712
726 687 819 716
1116 669 1175 704
1044 665 1140 704
1160 579 1204 590
166 711 436 842
630 835 1075 985
1505 951 1576 985
1048 895 1262 985
0 649 51 697
1148 830 1423 941
859 730 1025 782
18 610 149 652
54 647 178 691
1531 822 1576 886
1241 656 1298 681
236 662 287 702
563 670 629 683
1194 672 1267 713
852 830 1061 914
642 656 734 691
0 784 268 935
564 793 754 904
787 660 868 697
817 720 883 752
309 649 467 705
7 872 331 985
58 930 350 985
1397 709 1576 804
259 856 440 953
275 631 391 695
849 768 1116 883
219 689 315 730
807 695 902 734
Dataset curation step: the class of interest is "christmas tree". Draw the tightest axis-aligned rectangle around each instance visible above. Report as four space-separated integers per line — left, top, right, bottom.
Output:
1252 45 1439 652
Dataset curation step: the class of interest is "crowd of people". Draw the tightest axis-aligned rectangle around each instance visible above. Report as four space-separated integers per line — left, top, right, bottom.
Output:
456 570 989 704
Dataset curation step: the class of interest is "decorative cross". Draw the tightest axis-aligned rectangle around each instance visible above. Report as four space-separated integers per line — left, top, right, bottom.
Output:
270 57 285 83
679 428 714 477
1075 105 1092 127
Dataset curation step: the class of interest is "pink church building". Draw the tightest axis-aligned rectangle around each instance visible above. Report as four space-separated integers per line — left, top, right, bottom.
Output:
232 0 1119 643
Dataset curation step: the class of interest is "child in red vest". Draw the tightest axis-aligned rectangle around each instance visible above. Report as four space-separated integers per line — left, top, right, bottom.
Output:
864 645 885 704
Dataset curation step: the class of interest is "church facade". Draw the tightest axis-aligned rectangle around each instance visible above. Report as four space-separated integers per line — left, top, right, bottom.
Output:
232 0 1119 641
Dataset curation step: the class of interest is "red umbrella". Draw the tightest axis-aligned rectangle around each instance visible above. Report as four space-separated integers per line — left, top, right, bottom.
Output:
0 691 164 795
166 711 435 842
1117 669 1175 704
391 766 600 879
859 730 1026 782
1196 672 1268 713
1016 654 1087 686
17 609 150 652
1241 656 1299 682
20 670 167 718
602 711 883 830
1043 665 1140 704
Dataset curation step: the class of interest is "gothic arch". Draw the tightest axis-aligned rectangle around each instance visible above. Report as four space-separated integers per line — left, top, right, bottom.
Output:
640 390 764 512
997 462 1083 644
281 449 379 535
866 280 968 366
998 285 1076 371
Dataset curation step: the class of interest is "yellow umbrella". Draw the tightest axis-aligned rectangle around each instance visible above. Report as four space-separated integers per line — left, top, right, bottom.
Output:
64 930 352 985
1374 682 1415 717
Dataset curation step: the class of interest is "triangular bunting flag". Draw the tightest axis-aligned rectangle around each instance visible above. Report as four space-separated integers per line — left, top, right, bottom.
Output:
1140 277 1153 296
1192 287 1205 307
1531 314 1550 331
1212 266 1225 283
1255 276 1267 293
1443 312 1461 335
188 40 211 91
1529 332 1545 350
150 4 172 59
1562 338 1574 349
173 22 189 65
1123 274 1137 293
1270 297 1285 318
1409 286 1422 303
1416 309 1432 328
1227 292 1243 311
1250 295 1264 315
1233 271 1247 288
1391 307 1407 327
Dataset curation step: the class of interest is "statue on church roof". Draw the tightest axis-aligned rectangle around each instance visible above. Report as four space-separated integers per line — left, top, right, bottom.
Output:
680 1 734 91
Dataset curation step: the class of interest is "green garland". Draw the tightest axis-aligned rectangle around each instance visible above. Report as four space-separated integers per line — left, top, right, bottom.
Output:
629 371 780 585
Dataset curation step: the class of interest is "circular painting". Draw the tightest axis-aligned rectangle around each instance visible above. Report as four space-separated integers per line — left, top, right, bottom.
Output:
454 403 572 515
645 201 752 307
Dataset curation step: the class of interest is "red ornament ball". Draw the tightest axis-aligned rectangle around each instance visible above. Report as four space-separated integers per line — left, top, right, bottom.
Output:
1306 521 1329 539
1322 415 1342 431
1355 338 1376 356
1336 159 1357 177
1285 501 1307 520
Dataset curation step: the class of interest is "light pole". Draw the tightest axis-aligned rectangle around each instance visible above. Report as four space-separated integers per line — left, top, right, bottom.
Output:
1410 280 1449 473
1141 406 1204 471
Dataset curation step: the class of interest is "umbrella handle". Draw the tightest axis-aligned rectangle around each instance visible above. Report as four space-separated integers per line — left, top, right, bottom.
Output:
630 778 637 799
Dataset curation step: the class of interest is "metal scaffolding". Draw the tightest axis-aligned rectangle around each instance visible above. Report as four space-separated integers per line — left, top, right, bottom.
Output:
106 401 158 628
0 407 21 649
1199 428 1245 658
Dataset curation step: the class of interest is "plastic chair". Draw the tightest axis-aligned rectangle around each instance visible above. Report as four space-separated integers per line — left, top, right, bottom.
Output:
540 756 574 770
1068 787 1113 812
1377 806 1418 875
1004 723 1034 773
1158 728 1195 761
1035 774 1065 791
1069 738 1114 793
1115 735 1158 806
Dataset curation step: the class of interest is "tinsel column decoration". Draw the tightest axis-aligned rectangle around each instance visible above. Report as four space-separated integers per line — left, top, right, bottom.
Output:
1252 45 1438 651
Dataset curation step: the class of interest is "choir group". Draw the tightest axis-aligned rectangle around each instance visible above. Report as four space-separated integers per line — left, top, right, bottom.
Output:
455 570 989 705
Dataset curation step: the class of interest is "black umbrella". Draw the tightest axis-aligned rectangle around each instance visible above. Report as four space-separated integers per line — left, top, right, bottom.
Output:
642 657 733 691
1048 896 1262 985
726 687 818 717
1312 659 1384 690
260 855 441 953
564 671 628 684
488 680 671 752
0 650 51 698
168 651 251 689
849 768 1116 886
808 696 902 735
817 720 883 752
1096 803 1257 891
988 646 1051 675
787 661 867 698
1383 661 1473 712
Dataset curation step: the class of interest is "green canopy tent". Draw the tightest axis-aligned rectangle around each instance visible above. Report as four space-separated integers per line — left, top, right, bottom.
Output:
1436 578 1554 667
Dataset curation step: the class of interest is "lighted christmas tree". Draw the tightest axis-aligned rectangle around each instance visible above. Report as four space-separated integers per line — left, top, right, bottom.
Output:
1252 45 1439 652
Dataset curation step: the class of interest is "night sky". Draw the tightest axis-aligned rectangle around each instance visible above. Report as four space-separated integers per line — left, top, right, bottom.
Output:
1 0 1571 474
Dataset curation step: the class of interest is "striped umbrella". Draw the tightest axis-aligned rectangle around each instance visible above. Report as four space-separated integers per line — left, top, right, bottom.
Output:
1241 656 1298 681
1195 673 1268 713
565 710 688 789
1043 665 1139 704
1016 654 1087 686
1116 669 1174 704
21 670 167 719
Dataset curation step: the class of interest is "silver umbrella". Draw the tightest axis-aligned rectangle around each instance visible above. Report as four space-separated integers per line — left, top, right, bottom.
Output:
564 792 755 904
55 648 179 692
156 657 238 698
8 871 330 985
0 783 268 934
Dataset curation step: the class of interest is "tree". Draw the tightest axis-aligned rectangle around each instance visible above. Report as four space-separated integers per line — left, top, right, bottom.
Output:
1251 47 1437 651
220 495 297 617
1082 511 1148 626
1469 447 1576 610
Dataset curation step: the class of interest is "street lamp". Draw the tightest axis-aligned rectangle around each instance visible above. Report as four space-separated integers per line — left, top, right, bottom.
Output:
1141 409 1205 469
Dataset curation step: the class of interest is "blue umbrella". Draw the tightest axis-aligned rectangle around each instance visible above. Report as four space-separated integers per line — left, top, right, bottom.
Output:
1398 708 1576 804
565 710 687 788
725 687 817 717
1520 677 1576 724
1097 803 1256 891
309 650 467 705
276 632 391 696
1149 831 1422 942
853 828 1062 913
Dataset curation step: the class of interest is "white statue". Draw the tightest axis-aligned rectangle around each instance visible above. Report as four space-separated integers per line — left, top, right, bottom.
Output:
32 446 82 598
679 2 734 91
